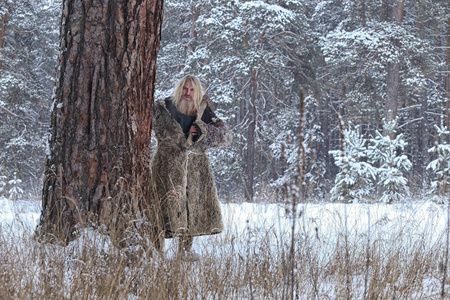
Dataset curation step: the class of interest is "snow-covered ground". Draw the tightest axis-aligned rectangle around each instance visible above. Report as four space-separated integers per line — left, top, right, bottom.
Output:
0 196 448 298
0 196 447 254
0 196 41 235
0 197 447 251
190 200 447 260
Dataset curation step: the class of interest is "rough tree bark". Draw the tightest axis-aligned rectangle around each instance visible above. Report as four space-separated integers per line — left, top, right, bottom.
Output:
36 0 164 246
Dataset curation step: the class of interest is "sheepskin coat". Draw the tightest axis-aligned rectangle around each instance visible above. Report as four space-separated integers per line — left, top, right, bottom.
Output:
151 98 232 238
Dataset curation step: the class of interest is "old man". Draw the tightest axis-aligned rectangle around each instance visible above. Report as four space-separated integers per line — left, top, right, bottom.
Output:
150 75 232 260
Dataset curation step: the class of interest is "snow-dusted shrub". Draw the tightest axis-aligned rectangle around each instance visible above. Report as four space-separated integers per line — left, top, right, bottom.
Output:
8 173 23 201
0 165 7 198
329 124 377 203
367 130 412 203
426 125 450 203
0 175 6 197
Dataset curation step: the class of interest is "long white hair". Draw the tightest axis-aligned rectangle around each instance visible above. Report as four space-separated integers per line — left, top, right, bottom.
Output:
172 75 204 113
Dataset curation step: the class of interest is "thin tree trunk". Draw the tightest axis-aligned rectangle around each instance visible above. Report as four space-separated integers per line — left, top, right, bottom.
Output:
385 61 400 128
37 0 164 246
360 0 366 27
188 2 199 53
246 68 257 202
411 0 427 189
0 13 6 48
384 0 404 136
0 13 7 70
446 14 450 129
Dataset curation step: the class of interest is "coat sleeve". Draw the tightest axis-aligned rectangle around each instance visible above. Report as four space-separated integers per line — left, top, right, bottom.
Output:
152 101 165 140
192 117 232 151
152 100 187 147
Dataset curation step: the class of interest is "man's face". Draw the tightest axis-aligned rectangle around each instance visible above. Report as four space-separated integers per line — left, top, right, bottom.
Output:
181 81 195 102
178 80 196 115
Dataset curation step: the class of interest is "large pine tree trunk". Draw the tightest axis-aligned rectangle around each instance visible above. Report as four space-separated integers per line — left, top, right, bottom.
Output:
37 0 163 246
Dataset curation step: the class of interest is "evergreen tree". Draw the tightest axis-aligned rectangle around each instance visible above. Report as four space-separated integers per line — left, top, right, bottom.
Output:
426 124 450 203
0 172 6 197
7 172 22 201
330 123 377 203
367 122 412 203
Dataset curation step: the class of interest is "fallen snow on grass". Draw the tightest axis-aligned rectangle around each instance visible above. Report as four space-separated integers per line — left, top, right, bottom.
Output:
0 197 447 298
0 197 446 254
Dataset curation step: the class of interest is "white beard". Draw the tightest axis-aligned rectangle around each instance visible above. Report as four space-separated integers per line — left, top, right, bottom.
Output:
177 98 196 116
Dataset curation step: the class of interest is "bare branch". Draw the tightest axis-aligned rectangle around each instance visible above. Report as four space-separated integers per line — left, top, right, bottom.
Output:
0 105 18 117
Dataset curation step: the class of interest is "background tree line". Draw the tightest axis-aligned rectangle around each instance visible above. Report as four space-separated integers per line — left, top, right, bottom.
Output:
0 0 59 197
1 0 450 202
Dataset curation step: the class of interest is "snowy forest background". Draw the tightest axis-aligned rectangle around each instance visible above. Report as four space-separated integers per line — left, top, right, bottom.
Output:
1 0 450 204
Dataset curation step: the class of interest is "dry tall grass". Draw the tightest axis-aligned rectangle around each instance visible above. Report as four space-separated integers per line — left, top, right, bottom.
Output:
0 201 447 299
